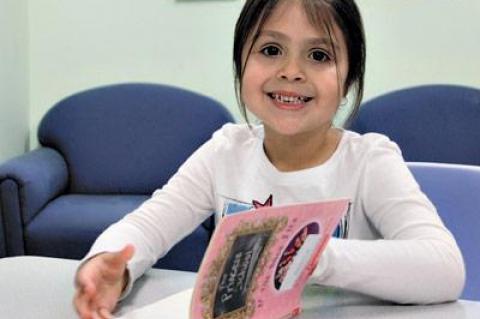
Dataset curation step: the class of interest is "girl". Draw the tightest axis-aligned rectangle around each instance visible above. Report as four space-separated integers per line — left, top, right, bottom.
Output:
74 1 465 318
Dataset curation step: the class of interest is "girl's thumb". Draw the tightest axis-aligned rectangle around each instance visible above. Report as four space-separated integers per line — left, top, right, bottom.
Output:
107 244 135 267
120 244 135 262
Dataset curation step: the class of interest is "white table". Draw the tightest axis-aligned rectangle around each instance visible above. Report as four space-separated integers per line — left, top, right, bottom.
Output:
1 256 479 318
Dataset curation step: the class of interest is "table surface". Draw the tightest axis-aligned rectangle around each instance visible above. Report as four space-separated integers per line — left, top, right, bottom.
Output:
0 256 479 319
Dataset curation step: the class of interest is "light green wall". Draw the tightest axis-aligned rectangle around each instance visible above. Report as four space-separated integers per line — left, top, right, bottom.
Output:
28 0 245 148
0 0 29 162
2 0 479 153
335 0 480 124
360 0 480 99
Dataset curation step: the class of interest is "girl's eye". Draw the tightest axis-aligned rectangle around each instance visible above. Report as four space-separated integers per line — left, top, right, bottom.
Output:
261 45 282 56
309 50 331 62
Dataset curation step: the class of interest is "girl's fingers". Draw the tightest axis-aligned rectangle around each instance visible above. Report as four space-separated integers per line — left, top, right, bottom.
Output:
82 278 97 297
74 289 94 319
76 263 101 291
89 292 114 319
92 311 103 319
99 307 114 319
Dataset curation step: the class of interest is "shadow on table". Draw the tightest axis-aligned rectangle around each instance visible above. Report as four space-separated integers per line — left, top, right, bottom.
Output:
301 284 468 319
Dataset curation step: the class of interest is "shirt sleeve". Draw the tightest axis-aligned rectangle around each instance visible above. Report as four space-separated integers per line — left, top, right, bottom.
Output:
82 135 218 291
311 136 465 304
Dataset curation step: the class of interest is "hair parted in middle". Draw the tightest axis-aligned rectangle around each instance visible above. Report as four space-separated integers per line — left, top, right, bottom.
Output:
233 0 366 127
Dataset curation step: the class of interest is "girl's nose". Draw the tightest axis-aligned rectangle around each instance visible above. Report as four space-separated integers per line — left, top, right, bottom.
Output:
277 58 306 82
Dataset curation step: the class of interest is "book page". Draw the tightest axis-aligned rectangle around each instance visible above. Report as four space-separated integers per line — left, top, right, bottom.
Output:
279 234 321 291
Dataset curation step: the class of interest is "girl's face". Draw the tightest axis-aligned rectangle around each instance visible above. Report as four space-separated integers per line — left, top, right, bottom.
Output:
241 0 349 138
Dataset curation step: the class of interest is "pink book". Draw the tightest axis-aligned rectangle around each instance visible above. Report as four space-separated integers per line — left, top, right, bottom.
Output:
190 199 350 319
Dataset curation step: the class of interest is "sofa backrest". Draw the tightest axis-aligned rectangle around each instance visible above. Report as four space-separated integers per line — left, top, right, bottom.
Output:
38 83 234 194
349 84 480 165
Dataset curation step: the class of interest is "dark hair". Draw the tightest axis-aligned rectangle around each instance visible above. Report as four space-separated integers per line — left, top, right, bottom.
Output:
233 0 366 127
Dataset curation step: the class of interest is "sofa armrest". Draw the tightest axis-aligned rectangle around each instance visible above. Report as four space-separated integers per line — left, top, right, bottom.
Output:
0 147 68 255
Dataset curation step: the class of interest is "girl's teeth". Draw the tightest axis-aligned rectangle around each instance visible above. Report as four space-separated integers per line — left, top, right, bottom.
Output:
273 94 305 104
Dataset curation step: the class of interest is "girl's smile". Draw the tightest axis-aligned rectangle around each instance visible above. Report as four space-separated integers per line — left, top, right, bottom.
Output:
266 90 314 111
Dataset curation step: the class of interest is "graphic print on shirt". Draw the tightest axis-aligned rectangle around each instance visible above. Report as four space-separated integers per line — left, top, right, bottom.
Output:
220 194 349 239
221 194 273 217
252 194 273 209
333 202 351 239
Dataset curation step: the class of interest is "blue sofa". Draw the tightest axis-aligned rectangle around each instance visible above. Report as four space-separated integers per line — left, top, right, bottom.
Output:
349 84 480 165
0 83 234 271
408 162 480 300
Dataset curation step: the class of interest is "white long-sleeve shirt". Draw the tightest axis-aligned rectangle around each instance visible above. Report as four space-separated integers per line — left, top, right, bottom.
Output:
85 123 465 304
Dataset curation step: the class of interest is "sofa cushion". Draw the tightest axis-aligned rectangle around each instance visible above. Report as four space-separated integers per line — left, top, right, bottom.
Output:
24 194 211 271
25 194 148 259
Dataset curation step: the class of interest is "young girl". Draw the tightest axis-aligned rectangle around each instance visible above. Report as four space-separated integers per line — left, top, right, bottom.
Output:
74 0 465 318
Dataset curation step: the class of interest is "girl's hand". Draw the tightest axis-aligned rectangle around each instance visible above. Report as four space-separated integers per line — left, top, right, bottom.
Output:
73 244 135 319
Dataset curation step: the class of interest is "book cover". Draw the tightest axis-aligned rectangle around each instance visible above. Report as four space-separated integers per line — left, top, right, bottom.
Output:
190 199 350 319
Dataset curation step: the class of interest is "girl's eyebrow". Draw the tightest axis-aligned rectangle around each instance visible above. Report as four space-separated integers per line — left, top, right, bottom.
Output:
258 30 289 41
259 30 339 50
307 38 339 50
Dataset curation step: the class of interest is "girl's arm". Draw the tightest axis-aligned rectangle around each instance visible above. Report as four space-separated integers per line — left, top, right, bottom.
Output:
311 139 465 304
83 135 219 296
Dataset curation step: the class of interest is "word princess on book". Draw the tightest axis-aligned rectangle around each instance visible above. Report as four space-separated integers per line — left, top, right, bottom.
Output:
218 240 264 304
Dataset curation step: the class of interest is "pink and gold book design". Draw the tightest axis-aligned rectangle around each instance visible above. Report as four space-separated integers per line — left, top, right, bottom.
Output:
190 199 350 319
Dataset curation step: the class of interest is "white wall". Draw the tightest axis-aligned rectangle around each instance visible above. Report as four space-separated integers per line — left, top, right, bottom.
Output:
22 0 480 148
0 0 29 162
360 0 480 100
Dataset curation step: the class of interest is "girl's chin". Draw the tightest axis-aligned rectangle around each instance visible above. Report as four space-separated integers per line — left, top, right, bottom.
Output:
262 122 309 138
261 118 333 139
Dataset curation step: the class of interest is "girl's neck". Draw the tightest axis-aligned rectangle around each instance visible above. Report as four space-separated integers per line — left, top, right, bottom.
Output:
262 126 342 172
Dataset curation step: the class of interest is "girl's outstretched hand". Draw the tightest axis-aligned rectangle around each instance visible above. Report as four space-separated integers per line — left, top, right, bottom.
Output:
73 244 135 319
